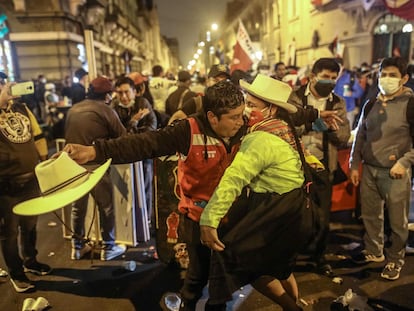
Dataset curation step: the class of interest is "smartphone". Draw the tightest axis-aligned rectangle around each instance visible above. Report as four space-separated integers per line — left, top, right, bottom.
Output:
11 81 35 96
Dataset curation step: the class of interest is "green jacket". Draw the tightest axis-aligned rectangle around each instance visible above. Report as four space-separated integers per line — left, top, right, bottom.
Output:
200 130 304 228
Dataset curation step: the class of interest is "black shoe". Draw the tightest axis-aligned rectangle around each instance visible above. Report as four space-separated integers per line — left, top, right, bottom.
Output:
10 273 35 293
316 262 334 278
23 260 52 276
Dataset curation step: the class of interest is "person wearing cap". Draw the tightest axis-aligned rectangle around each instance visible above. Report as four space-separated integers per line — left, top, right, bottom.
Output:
167 65 231 124
165 70 197 118
65 76 127 261
71 68 89 105
0 76 52 292
112 75 157 225
199 74 310 311
288 58 350 277
207 64 231 87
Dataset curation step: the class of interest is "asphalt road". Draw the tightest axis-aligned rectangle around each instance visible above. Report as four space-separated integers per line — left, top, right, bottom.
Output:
1 208 414 311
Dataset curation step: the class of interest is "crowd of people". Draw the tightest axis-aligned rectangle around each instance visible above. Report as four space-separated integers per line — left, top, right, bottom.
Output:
1 55 414 311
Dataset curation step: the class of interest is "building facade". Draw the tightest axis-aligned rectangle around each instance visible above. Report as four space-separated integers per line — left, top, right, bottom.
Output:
215 0 414 70
0 0 179 82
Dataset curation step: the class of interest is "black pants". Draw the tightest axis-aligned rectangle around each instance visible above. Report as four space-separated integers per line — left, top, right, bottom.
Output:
311 178 333 262
208 189 308 304
180 216 211 305
0 178 40 277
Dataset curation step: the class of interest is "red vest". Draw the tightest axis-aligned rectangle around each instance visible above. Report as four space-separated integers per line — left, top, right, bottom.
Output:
178 118 240 221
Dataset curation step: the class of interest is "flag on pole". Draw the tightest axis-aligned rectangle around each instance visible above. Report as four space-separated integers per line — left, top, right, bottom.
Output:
230 20 255 73
328 36 345 58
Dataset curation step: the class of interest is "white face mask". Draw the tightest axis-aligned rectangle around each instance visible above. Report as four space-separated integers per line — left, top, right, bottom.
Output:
378 76 401 95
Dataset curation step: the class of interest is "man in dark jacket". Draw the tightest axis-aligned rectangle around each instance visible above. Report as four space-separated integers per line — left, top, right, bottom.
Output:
71 68 88 105
65 76 127 261
112 75 157 226
165 70 197 117
289 57 350 277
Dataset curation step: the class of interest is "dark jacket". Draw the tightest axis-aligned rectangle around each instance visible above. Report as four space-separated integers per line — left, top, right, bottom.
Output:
289 84 350 172
65 99 126 164
112 96 157 133
71 83 86 105
93 112 246 164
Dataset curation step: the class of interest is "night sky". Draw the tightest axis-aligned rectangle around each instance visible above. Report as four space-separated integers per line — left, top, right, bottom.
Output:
155 0 228 67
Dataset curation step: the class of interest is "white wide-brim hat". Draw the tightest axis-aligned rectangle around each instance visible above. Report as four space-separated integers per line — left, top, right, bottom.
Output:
13 152 111 216
240 73 297 113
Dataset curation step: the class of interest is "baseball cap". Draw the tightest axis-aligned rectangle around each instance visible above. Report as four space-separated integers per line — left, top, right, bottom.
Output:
128 72 147 85
90 76 113 94
208 64 230 78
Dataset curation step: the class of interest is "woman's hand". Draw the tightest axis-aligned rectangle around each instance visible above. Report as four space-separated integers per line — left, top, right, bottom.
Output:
200 225 225 251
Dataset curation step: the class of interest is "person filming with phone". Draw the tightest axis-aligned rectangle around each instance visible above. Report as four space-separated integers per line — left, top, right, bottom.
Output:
0 72 52 293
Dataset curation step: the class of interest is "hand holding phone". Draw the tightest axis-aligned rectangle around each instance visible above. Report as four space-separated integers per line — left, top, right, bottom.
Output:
10 81 35 96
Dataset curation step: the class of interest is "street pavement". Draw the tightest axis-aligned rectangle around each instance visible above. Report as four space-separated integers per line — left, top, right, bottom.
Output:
1 206 414 310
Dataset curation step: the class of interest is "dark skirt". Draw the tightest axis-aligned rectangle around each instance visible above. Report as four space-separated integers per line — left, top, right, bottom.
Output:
208 188 312 304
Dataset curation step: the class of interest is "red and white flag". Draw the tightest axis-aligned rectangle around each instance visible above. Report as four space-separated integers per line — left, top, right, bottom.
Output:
230 20 255 73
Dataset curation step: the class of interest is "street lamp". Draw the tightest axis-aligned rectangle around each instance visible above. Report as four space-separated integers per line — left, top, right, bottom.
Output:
205 23 219 71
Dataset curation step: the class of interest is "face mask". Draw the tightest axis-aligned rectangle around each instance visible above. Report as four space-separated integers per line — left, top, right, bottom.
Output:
119 99 134 108
314 79 336 97
245 106 270 127
378 77 401 95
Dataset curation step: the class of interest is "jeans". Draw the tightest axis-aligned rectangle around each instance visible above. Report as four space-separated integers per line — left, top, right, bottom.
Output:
71 172 115 249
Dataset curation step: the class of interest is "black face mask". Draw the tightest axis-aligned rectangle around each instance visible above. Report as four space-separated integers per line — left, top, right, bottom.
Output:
314 79 336 97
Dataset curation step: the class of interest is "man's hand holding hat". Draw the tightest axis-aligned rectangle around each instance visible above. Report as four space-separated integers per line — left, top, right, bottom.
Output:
63 143 97 165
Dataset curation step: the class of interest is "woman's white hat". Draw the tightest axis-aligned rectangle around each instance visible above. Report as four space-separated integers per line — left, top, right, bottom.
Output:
240 74 297 113
13 152 111 216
